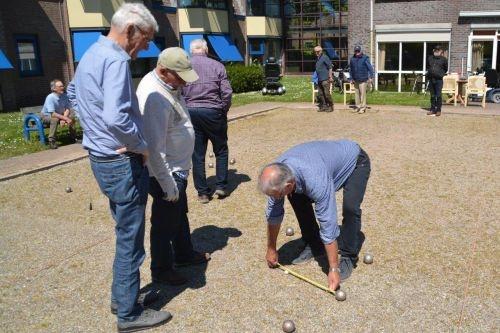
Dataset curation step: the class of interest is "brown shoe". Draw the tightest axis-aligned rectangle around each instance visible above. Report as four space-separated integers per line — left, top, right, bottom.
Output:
49 140 58 149
152 269 187 285
426 110 436 116
197 194 210 204
435 111 441 117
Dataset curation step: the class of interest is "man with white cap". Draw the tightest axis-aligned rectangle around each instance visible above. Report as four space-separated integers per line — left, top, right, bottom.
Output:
137 47 211 288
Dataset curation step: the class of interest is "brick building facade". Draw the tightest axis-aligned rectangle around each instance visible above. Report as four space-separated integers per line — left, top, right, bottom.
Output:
349 0 500 91
0 0 73 111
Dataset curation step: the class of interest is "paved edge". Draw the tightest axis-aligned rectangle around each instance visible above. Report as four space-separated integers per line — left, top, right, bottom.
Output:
0 104 284 182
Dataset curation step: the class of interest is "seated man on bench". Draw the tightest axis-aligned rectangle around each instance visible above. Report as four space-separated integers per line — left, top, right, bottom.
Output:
41 79 78 149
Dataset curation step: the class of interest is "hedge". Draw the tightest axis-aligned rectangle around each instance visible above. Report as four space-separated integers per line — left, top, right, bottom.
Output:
225 64 264 93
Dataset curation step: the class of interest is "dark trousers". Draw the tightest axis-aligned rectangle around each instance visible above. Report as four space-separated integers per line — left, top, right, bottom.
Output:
188 107 229 196
149 175 195 276
429 78 443 112
317 80 333 109
288 149 371 260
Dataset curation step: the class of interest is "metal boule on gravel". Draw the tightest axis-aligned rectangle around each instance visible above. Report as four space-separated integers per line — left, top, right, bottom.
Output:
335 289 346 301
229 158 236 165
282 320 296 333
363 253 374 264
208 162 214 168
208 152 214 158
65 186 72 193
285 227 294 236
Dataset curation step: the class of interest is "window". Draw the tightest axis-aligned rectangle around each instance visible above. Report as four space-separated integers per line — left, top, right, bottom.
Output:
247 0 281 17
471 41 493 73
402 43 423 71
15 35 42 77
178 0 227 9
378 43 398 71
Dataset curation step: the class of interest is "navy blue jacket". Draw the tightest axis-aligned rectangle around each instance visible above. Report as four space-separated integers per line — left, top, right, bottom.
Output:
349 54 374 82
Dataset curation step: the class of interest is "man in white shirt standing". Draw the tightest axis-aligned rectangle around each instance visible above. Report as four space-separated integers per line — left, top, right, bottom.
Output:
137 47 211 286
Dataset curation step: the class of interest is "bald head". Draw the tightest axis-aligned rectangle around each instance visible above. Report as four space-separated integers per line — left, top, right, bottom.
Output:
314 46 322 52
258 163 296 198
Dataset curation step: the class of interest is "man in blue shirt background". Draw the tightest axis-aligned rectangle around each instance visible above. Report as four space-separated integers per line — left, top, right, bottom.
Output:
67 3 172 331
41 79 77 149
349 45 375 114
258 140 371 292
314 46 334 112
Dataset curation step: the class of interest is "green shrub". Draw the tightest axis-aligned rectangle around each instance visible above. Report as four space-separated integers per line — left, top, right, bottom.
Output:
225 64 264 93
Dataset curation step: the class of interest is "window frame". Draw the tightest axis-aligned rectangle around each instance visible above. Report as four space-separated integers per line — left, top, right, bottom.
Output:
14 34 43 77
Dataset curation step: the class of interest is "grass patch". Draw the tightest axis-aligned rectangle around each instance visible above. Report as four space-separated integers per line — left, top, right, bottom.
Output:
232 75 431 108
0 112 81 160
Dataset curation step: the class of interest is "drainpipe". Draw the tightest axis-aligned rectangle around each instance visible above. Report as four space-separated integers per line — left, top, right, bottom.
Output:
59 0 73 79
370 0 374 61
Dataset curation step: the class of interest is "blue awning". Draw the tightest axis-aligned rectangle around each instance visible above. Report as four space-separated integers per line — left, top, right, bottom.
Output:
73 31 161 61
137 41 161 58
72 31 102 62
207 35 244 62
181 34 203 52
0 49 13 69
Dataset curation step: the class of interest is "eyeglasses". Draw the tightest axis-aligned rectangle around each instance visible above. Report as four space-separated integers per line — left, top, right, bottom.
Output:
134 25 153 43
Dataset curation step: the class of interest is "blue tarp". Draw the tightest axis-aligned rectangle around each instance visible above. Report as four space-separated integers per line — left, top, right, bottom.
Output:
0 49 13 69
73 31 161 61
181 34 203 52
207 35 244 62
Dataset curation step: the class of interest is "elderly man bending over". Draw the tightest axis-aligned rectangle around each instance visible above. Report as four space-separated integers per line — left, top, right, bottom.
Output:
258 140 370 291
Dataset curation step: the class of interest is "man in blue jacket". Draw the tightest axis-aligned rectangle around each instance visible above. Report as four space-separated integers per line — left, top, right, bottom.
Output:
349 46 374 114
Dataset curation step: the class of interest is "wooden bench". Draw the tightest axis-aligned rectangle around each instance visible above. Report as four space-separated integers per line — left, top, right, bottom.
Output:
21 106 47 144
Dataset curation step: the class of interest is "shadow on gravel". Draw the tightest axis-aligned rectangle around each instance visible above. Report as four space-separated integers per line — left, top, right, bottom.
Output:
143 226 242 308
206 168 251 195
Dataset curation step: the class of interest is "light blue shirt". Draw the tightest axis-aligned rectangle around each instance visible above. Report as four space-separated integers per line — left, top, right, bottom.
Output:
266 140 360 244
67 36 147 157
41 93 70 116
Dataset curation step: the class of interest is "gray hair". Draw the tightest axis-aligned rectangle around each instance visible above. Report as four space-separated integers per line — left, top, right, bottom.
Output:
111 3 158 33
190 39 208 55
257 162 295 194
50 79 62 91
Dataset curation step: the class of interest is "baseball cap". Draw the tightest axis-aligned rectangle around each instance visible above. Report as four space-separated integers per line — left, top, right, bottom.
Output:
433 45 442 51
157 47 199 83
354 45 361 52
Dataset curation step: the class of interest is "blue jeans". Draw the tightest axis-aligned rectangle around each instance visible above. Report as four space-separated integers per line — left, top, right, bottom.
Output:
89 153 149 322
188 107 229 196
429 78 443 112
149 174 195 277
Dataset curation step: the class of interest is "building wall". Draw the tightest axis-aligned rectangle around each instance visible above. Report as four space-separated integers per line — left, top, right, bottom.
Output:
349 0 500 72
0 0 73 110
66 0 128 28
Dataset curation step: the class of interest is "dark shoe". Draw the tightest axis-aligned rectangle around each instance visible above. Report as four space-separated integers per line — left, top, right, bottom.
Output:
338 256 355 281
111 290 161 315
49 140 58 149
197 194 210 204
152 269 187 286
175 251 211 268
292 245 314 265
426 111 436 116
435 111 441 117
325 106 334 112
214 189 229 199
116 308 172 333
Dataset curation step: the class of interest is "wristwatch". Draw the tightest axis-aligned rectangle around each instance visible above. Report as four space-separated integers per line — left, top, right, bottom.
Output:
330 267 340 273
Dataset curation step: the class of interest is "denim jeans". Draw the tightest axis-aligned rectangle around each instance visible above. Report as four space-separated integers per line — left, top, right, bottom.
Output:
188 107 229 196
89 153 148 322
429 78 444 112
288 149 371 259
149 174 195 277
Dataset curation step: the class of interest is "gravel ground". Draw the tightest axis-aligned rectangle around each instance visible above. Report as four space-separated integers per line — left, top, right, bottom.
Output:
0 107 499 332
